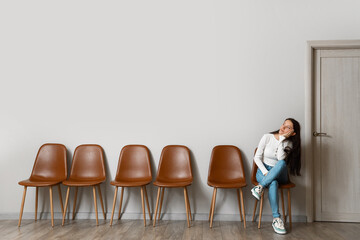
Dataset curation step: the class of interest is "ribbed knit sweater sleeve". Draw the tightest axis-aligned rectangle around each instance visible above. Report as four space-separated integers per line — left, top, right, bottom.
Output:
254 134 269 175
276 135 290 160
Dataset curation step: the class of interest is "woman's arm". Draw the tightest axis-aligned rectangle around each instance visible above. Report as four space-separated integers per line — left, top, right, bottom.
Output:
254 135 269 175
276 135 292 160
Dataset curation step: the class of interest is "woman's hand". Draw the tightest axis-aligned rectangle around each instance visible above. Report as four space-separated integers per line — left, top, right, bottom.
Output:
282 130 294 138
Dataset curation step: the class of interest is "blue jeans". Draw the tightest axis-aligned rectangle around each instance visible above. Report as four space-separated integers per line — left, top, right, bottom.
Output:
256 160 288 218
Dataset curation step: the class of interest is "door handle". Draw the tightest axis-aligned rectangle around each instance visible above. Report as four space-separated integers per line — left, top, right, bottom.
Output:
313 131 327 137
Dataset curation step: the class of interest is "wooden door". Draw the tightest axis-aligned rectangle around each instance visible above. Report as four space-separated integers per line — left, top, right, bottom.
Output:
314 49 360 222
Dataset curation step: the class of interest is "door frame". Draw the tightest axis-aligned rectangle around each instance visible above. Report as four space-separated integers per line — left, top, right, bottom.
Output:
305 40 360 222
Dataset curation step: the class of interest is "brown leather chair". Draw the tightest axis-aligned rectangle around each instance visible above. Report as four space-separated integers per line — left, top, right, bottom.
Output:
207 145 247 228
251 148 296 229
18 143 67 227
62 144 106 226
109 145 152 226
153 145 193 228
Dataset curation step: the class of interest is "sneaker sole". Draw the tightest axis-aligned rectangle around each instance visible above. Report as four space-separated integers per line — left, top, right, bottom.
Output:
272 224 286 235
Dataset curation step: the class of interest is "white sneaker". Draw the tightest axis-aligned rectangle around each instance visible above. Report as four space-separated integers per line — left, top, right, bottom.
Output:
251 185 263 200
272 218 286 235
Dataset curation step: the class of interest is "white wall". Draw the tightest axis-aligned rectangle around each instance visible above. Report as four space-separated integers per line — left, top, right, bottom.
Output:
1 0 360 221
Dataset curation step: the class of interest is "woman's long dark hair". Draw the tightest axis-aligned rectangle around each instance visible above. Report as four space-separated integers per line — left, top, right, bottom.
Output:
271 118 301 176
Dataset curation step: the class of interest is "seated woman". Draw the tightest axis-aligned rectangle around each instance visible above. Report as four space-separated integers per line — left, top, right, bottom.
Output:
251 118 301 235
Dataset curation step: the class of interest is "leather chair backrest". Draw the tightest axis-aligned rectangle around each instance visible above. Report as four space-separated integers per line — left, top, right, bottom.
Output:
69 144 105 181
115 145 152 182
30 143 67 182
156 145 192 183
208 145 246 183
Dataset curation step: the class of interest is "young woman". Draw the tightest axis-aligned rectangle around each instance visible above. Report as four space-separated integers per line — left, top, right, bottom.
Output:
251 118 301 235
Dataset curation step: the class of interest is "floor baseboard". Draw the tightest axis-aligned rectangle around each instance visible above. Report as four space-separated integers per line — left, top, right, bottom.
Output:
0 212 307 222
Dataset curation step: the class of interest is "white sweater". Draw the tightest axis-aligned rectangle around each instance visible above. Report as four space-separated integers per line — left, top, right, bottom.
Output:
254 134 292 175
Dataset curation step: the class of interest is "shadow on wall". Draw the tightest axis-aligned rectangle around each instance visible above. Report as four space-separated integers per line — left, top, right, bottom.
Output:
288 140 307 217
147 149 157 214
188 149 209 217
241 147 252 213
102 147 110 213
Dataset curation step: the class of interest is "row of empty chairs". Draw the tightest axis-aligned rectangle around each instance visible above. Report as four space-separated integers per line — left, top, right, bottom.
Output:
18 143 294 229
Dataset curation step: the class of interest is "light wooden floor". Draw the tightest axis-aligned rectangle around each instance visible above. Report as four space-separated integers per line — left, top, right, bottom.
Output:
2 220 359 240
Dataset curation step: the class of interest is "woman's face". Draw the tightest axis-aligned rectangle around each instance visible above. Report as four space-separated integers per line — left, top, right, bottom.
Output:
279 120 295 136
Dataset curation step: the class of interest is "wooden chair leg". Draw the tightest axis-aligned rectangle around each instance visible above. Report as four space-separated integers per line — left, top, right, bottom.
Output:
118 187 124 220
93 186 99 226
280 189 286 222
57 185 64 215
288 189 292 230
183 187 190 228
62 186 70 226
252 199 258 222
158 187 165 220
18 186 27 227
258 193 264 229
144 186 152 220
236 189 243 222
240 188 246 228
49 186 54 227
153 187 161 227
210 188 217 228
141 187 146 226
72 187 78 220
97 185 106 220
209 188 215 222
185 187 192 221
35 187 38 221
110 186 118 226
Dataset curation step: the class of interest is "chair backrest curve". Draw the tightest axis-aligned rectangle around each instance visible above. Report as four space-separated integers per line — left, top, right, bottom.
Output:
30 143 67 182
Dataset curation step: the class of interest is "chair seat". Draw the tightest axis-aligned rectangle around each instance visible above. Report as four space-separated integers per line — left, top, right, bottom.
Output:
279 182 296 189
251 180 295 189
250 153 295 189
63 179 105 186
110 179 151 187
18 179 63 187
207 180 247 188
153 180 192 187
